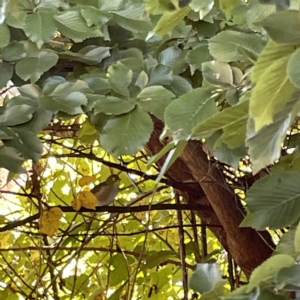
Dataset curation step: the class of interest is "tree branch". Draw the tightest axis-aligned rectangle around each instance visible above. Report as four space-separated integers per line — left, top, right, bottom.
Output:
0 203 210 232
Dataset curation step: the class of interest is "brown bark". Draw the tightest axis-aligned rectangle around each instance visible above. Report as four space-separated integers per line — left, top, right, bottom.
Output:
146 119 275 277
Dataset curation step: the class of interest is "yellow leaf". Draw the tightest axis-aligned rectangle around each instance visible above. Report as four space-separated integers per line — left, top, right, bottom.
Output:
39 207 63 237
0 231 12 248
72 196 82 211
77 190 97 209
79 175 96 187
82 186 91 191
31 250 40 261
30 241 40 261
77 159 91 175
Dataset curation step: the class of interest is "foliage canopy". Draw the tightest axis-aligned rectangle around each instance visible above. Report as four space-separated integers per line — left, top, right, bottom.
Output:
1 0 300 299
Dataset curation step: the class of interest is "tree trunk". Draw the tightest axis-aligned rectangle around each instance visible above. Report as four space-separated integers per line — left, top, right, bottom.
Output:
146 119 275 277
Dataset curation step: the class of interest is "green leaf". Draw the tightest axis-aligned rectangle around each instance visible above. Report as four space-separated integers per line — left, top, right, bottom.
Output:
275 223 298 258
40 79 89 114
0 128 13 140
186 42 212 74
135 71 148 89
247 254 295 292
241 172 300 230
287 49 300 89
249 55 295 131
189 263 222 294
6 10 27 29
0 146 25 173
158 46 186 74
90 112 112 133
94 96 136 115
77 120 99 145
49 79 90 96
0 96 37 126
16 50 59 83
225 285 257 300
3 128 43 162
141 250 179 270
252 40 295 83
153 5 190 36
36 0 62 9
39 93 87 115
147 141 177 168
119 48 144 71
226 88 239 105
83 94 102 112
168 75 193 96
107 62 133 97
202 61 233 88
148 64 173 86
0 62 13 89
136 85 175 120
192 99 248 149
81 73 111 94
190 0 214 13
99 106 153 156
209 30 265 62
245 0 275 31
276 265 300 287
261 11 300 45
101 0 123 10
195 20 217 39
109 254 129 286
107 285 126 300
65 275 89 295
19 107 53 134
220 0 240 15
42 76 66 94
258 288 289 300
80 6 109 26
155 140 187 183
294 221 300 253
159 46 182 66
146 0 171 14
2 42 27 61
0 23 10 48
200 280 227 300
18 83 43 100
165 87 218 139
59 46 110 65
54 9 103 42
231 67 243 86
24 11 56 48
112 4 152 33
247 92 300 174
205 131 246 168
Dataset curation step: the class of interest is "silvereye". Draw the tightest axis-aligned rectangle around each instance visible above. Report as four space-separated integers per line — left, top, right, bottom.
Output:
91 174 120 206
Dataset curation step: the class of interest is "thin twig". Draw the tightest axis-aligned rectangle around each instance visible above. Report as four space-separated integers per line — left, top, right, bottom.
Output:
175 192 189 300
0 203 210 232
201 224 208 258
42 235 60 300
190 211 202 263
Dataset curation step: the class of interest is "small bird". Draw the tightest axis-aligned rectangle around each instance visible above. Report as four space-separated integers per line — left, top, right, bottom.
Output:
91 174 120 206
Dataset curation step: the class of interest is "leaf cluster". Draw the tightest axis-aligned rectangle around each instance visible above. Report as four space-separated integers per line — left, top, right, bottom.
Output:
1 0 300 299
